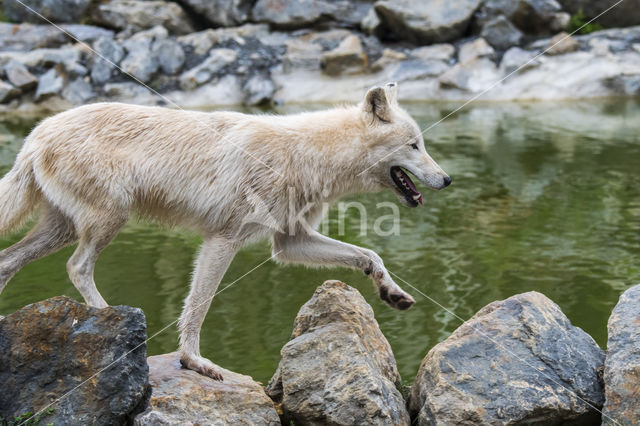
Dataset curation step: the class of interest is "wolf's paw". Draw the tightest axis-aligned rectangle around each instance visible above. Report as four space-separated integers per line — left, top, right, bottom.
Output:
379 286 415 310
180 353 224 381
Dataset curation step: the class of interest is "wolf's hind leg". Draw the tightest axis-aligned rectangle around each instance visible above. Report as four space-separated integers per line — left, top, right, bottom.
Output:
178 236 239 381
66 214 127 308
0 202 77 295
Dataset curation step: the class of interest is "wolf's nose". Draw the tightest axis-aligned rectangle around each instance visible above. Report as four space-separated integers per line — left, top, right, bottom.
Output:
443 176 452 187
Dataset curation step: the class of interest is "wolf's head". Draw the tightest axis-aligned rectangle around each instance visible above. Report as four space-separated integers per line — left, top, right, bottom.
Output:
359 82 451 207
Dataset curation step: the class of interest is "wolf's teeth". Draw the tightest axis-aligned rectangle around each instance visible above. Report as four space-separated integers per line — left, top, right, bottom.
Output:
413 194 421 200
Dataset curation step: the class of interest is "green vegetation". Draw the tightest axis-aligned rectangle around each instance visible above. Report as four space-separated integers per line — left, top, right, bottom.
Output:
0 408 54 426
567 11 604 35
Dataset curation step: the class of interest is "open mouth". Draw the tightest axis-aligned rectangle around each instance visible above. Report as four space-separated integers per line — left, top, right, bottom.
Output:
390 166 422 207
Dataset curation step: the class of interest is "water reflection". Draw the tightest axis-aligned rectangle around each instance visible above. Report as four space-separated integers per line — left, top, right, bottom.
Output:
0 99 639 384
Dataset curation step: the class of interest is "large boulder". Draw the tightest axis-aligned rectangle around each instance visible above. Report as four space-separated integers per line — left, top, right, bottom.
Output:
602 284 640 425
253 0 371 30
91 0 195 35
373 0 482 45
266 280 409 426
408 292 605 425
558 0 640 28
3 0 92 24
0 23 67 51
475 0 566 35
320 34 367 76
0 296 149 425
134 352 280 425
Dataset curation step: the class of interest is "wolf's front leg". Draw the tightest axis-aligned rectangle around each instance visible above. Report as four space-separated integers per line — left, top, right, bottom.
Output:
178 236 240 380
272 231 415 310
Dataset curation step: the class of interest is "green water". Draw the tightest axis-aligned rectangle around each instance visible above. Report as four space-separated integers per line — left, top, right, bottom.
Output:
1 100 639 385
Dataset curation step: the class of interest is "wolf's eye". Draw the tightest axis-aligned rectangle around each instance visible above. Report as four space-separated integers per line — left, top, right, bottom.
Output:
410 143 419 150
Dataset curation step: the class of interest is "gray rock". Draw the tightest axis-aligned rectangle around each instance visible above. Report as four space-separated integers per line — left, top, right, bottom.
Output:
602 285 640 424
91 37 125 85
320 35 367 76
152 38 185 75
91 0 195 35
558 0 640 28
0 296 149 425
0 80 20 104
481 15 524 50
370 48 408 71
0 47 81 69
282 38 323 72
34 68 64 101
243 74 275 105
0 23 67 51
4 61 38 91
134 352 280 425
266 280 410 426
500 47 540 74
177 29 218 56
3 0 92 24
61 24 115 43
392 59 449 81
121 38 158 84
179 48 237 90
361 7 384 38
458 37 495 63
181 0 253 27
411 43 455 62
374 0 482 45
408 292 605 425
476 0 563 35
253 0 371 30
62 77 95 104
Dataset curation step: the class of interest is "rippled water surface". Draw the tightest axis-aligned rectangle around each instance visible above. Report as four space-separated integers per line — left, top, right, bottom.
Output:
1 100 639 385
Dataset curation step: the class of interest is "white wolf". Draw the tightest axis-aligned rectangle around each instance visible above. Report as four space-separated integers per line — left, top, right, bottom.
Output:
0 83 450 380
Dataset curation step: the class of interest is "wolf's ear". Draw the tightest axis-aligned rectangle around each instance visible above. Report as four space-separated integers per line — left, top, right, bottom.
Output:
384 82 398 105
363 86 391 123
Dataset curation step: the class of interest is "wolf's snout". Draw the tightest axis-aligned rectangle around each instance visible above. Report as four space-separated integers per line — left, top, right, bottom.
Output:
443 176 452 187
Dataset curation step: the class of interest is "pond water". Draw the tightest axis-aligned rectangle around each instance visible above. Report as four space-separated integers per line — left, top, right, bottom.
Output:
1 99 639 386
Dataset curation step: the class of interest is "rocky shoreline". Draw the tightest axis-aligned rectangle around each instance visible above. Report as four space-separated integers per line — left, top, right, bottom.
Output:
1 0 640 113
0 281 638 425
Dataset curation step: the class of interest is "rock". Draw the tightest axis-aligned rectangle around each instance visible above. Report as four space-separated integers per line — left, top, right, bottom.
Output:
4 61 38 91
62 77 95 104
440 57 501 92
371 48 407 71
152 39 185 75
0 80 20 104
0 296 149 425
0 23 67 51
121 38 158 84
134 352 279 425
282 38 323 72
0 47 81 69
602 285 640 424
179 48 237 90
392 59 449 81
500 47 540 73
546 32 580 55
90 37 125 85
411 43 455 62
558 0 640 28
61 24 115 43
475 0 563 35
481 15 524 50
178 29 218 56
34 68 64 101
374 0 482 45
3 0 92 24
320 35 367 76
181 0 253 27
458 37 495 63
266 280 409 426
408 292 605 425
243 74 276 105
361 7 383 38
91 0 195 35
253 0 371 30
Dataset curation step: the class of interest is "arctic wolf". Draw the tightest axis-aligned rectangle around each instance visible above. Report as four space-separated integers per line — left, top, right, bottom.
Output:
0 83 450 380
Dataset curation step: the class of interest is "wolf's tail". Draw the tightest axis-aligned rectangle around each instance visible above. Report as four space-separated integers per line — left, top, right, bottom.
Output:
0 153 39 235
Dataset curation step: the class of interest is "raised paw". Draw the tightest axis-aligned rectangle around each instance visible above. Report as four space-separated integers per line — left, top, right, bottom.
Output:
180 353 224 381
379 286 416 310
